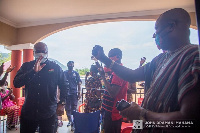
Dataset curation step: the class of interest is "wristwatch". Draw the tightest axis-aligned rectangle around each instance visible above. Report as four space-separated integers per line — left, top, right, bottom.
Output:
139 108 148 123
58 101 66 105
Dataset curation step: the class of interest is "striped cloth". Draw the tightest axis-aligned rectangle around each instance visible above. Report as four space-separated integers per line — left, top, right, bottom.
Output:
143 44 200 113
102 89 115 113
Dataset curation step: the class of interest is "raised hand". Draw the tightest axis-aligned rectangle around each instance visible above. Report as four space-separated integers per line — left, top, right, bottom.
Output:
6 65 15 73
8 88 13 95
92 45 106 61
33 56 46 72
0 63 4 76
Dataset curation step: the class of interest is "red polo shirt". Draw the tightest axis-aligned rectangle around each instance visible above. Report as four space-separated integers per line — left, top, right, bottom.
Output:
111 72 128 121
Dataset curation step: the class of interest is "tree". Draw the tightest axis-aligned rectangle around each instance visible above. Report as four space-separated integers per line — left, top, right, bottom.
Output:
0 53 11 64
75 68 90 76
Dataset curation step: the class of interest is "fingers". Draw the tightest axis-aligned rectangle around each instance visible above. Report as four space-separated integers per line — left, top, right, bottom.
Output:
0 63 4 67
41 64 46 69
35 56 43 65
92 45 102 57
6 65 15 73
9 65 15 72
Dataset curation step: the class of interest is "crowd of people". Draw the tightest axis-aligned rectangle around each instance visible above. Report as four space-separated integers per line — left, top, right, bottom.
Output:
0 8 199 133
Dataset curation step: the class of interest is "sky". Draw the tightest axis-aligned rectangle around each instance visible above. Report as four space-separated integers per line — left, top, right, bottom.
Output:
0 21 199 70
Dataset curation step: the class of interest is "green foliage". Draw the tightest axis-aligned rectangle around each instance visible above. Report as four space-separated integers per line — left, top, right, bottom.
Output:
0 53 11 64
75 68 89 76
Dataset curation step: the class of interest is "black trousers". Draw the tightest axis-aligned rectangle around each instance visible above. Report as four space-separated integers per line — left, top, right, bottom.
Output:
65 94 78 122
103 112 122 133
20 113 57 133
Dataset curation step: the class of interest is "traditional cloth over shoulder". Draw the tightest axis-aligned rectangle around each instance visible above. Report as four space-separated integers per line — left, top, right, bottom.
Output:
143 44 200 112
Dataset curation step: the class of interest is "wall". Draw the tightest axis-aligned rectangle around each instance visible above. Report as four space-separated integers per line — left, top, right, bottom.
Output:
0 21 17 46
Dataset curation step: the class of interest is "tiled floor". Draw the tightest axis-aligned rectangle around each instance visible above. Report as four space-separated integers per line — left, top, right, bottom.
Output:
0 121 73 133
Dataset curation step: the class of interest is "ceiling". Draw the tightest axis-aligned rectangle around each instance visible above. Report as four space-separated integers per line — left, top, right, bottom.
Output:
0 0 195 28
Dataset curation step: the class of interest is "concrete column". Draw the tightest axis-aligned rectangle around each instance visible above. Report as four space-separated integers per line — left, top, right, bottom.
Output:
23 49 34 63
6 43 34 104
10 50 22 104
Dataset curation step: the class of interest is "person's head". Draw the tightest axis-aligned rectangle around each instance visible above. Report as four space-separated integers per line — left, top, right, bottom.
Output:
90 65 98 77
3 81 8 87
67 61 74 71
33 42 48 63
1 81 8 91
108 48 122 63
140 57 146 66
153 8 191 51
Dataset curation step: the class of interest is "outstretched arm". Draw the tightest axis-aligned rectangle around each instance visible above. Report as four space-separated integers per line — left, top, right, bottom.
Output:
92 45 145 83
0 65 15 86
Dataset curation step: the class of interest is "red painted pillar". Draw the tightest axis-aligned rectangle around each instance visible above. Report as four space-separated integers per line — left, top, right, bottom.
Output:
22 49 34 97
10 50 22 104
23 49 34 63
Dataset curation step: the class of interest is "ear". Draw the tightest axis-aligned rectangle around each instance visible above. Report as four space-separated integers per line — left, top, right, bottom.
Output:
168 21 176 32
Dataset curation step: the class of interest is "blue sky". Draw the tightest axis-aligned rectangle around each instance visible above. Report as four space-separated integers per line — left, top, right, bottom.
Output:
0 21 199 70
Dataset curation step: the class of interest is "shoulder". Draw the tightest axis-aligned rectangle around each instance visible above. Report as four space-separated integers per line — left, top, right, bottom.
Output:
73 71 80 75
48 60 62 69
20 60 35 69
183 44 199 54
22 60 35 66
64 70 68 73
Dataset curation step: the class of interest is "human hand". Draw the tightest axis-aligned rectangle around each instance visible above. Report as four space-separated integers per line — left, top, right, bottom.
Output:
7 88 13 95
33 56 46 72
0 63 4 75
92 45 106 61
56 104 65 116
6 65 15 73
140 58 145 66
120 102 143 121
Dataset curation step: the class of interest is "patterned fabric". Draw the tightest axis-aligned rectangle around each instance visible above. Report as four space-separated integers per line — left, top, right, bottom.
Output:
85 75 102 89
102 89 115 113
0 90 15 109
143 44 200 113
0 90 19 128
84 75 102 113
3 105 19 128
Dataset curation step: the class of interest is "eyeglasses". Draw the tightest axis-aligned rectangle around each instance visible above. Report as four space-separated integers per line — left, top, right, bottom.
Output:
34 50 47 53
152 24 170 38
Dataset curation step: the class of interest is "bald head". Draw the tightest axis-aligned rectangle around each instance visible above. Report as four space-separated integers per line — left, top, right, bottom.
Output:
154 8 191 51
156 8 191 30
34 42 48 52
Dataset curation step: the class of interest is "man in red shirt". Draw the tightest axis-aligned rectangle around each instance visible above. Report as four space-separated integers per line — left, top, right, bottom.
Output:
99 48 128 133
